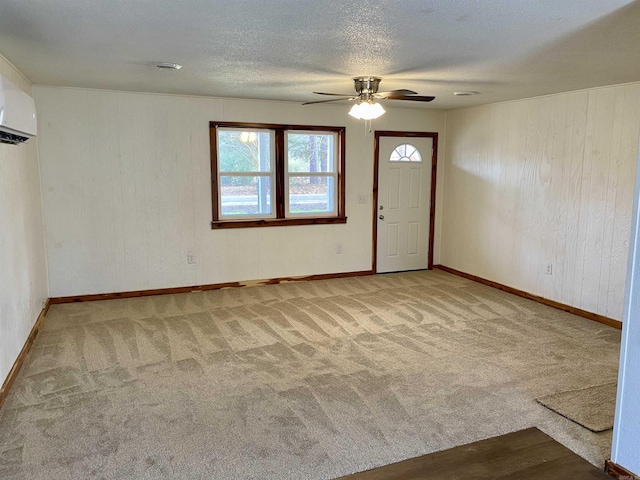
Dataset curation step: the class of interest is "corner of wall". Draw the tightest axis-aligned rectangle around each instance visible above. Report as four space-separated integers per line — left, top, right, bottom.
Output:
0 49 49 387
611 133 640 476
433 110 448 265
0 52 33 96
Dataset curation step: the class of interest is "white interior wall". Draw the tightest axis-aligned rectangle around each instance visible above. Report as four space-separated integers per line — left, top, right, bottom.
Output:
612 136 640 475
441 83 640 321
12 73 640 475
0 54 48 383
34 86 446 297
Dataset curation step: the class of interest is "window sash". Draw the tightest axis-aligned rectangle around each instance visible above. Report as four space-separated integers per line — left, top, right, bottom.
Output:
216 127 275 219
217 127 274 174
218 173 276 220
285 131 337 174
284 131 338 217
285 173 338 217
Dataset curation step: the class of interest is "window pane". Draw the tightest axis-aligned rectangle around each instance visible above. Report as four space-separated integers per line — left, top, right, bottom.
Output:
288 176 335 214
390 143 422 162
218 130 272 172
220 176 272 216
287 133 335 173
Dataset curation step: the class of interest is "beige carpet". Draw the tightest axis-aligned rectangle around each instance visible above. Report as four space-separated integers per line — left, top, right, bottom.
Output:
0 270 621 479
536 383 617 432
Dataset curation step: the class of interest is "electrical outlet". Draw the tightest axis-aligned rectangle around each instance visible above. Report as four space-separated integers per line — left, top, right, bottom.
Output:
545 263 553 275
336 244 343 254
358 194 367 204
187 253 196 264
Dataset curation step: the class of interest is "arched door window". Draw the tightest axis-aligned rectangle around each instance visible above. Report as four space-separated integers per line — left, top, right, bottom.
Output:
389 143 422 162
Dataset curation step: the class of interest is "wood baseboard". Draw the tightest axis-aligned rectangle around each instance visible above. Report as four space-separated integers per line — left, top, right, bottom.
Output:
605 460 639 479
49 270 375 304
0 299 50 410
434 265 622 330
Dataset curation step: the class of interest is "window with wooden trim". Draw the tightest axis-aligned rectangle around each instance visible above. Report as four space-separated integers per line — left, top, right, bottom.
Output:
210 122 346 228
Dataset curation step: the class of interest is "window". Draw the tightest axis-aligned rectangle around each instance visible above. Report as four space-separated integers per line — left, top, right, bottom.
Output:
389 143 422 162
210 122 346 228
286 131 337 216
217 128 275 218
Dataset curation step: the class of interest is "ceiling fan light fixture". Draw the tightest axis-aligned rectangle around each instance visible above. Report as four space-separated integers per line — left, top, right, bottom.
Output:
348 100 385 120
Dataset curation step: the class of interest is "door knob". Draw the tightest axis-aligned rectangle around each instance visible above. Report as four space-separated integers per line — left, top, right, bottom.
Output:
379 205 384 210
379 215 385 220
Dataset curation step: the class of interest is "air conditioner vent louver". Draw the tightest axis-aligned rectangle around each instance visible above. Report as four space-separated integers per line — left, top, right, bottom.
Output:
0 130 29 145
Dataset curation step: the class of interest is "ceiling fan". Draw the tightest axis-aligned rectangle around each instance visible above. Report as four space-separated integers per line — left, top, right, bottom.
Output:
303 76 435 119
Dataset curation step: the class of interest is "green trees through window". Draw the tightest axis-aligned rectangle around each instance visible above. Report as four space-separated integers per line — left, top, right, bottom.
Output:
218 129 273 216
287 132 336 214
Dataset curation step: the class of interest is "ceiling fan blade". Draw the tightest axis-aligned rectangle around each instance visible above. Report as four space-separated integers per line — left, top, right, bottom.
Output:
303 97 357 105
375 89 418 97
384 95 436 102
312 92 354 96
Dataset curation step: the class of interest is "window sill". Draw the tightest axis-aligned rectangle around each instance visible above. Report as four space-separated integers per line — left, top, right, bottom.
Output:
211 216 347 229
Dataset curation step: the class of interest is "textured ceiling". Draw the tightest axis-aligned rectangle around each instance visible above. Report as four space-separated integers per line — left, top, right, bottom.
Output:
1 0 640 109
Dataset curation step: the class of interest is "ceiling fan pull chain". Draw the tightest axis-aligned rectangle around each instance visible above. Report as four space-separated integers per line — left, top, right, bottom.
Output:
364 118 373 137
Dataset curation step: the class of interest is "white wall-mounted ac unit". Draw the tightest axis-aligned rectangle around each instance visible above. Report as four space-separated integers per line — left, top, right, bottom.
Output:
0 74 37 145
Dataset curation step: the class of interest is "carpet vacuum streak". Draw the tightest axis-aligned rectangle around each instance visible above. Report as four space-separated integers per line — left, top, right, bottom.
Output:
0 270 620 479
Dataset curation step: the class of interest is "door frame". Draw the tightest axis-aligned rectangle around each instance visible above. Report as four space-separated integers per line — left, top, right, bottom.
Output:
372 131 439 273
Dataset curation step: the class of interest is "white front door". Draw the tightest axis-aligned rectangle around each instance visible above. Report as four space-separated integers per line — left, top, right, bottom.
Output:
376 136 433 273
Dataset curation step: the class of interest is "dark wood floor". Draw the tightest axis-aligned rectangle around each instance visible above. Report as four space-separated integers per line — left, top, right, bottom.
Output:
338 427 612 480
